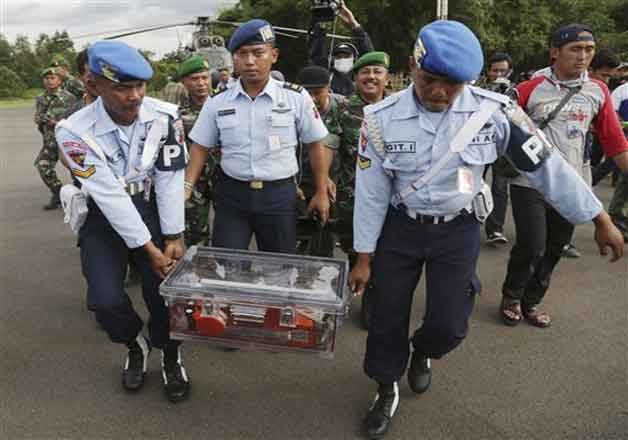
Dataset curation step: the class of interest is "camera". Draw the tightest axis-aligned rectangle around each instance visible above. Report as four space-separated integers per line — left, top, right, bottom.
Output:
310 0 341 22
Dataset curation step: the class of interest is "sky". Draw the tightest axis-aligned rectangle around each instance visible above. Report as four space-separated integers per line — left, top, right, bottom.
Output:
1 0 239 57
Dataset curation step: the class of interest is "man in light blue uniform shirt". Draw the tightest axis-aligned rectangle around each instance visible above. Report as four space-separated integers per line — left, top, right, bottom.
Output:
56 41 190 403
186 19 331 253
348 21 625 439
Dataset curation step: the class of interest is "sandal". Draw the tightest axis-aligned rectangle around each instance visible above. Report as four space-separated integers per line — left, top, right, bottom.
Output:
500 297 522 326
522 306 551 328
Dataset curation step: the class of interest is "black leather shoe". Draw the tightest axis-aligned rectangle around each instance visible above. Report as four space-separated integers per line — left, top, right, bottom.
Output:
43 192 61 210
122 335 151 391
365 382 399 439
161 346 190 403
408 350 431 394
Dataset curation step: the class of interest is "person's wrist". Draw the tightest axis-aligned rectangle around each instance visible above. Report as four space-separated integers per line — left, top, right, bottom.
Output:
163 232 183 241
184 181 194 192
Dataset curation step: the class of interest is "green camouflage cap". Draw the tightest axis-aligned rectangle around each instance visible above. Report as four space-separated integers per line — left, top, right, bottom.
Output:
49 54 69 68
40 67 60 78
178 55 210 79
352 51 390 73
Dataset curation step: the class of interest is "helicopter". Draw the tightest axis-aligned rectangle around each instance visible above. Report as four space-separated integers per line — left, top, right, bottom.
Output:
72 16 354 75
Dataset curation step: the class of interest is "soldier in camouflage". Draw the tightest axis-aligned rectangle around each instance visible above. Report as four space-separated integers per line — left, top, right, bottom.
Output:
178 56 217 246
335 52 390 328
295 65 352 257
50 55 86 101
335 52 390 258
34 67 77 209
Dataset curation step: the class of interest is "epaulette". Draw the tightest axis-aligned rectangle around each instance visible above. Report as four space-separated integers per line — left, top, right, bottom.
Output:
468 85 511 106
367 91 402 113
143 96 179 118
212 87 229 97
282 81 304 93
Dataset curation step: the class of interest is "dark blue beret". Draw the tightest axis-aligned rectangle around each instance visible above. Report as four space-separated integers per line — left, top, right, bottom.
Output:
228 19 275 53
414 20 483 83
88 40 153 83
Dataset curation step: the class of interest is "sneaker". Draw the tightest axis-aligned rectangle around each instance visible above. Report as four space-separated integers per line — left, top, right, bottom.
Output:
161 345 190 403
561 243 581 259
486 231 508 245
122 335 151 391
365 382 399 440
407 350 431 394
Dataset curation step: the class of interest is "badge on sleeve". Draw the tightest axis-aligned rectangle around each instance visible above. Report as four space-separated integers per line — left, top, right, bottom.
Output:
358 154 372 170
359 120 369 152
61 139 96 179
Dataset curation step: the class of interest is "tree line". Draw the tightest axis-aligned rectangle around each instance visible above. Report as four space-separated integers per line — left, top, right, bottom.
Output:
1 0 627 98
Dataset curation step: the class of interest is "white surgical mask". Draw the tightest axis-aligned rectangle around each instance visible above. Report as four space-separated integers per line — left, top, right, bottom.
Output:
334 57 354 74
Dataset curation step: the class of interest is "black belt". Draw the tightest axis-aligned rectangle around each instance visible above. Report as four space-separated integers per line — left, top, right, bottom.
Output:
221 171 293 190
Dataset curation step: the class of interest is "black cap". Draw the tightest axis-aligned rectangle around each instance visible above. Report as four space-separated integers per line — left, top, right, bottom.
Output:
551 23 594 48
296 65 331 88
332 42 358 58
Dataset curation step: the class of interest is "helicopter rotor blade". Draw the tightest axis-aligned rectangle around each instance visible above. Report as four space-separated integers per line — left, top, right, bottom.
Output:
72 22 194 40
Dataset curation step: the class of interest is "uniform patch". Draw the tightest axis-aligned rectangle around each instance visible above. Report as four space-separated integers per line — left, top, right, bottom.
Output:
218 108 236 117
359 120 369 152
62 140 87 152
358 155 372 170
173 118 185 146
385 142 416 153
66 149 86 168
470 130 496 145
72 165 96 179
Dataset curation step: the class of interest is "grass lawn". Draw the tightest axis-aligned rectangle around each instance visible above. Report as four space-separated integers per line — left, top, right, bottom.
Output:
0 88 41 108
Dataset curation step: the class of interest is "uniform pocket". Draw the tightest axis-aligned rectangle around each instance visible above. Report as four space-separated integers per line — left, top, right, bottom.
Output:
270 114 297 147
382 154 416 172
217 115 240 146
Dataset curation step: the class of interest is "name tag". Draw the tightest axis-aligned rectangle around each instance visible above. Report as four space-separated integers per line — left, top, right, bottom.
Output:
385 141 416 153
218 108 236 117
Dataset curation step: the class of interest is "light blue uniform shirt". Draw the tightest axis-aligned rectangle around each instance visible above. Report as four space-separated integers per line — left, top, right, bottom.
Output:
189 77 328 181
56 97 187 249
354 85 603 253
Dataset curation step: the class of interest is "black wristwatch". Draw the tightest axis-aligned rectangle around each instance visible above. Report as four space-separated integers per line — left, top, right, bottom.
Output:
163 232 183 241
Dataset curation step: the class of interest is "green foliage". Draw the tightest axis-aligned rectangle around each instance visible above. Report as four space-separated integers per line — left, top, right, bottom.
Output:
0 66 26 98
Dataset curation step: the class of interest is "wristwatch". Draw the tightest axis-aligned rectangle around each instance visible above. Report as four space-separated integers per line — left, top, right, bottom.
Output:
163 232 183 241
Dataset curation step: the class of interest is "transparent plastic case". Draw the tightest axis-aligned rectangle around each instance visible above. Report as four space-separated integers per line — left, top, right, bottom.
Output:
160 246 349 358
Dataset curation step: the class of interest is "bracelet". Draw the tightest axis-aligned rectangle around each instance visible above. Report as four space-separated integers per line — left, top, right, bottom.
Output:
184 181 194 191
163 232 183 241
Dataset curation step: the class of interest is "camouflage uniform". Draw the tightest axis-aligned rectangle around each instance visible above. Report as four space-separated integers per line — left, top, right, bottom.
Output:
160 81 188 106
334 92 372 259
297 93 352 257
34 89 76 195
180 95 219 246
62 74 86 100
609 173 628 241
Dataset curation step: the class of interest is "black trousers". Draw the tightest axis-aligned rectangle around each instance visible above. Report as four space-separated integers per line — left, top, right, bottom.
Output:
212 172 297 253
502 185 575 307
485 167 509 236
364 208 481 385
79 194 178 349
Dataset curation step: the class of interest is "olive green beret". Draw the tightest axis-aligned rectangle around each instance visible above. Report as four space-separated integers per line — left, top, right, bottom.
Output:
178 56 210 79
40 67 60 78
352 51 390 73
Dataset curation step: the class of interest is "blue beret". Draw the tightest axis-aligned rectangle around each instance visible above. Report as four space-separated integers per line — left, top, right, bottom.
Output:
228 19 275 53
414 20 483 82
88 40 153 83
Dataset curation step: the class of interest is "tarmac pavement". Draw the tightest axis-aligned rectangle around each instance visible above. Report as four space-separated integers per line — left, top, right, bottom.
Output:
0 105 626 440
